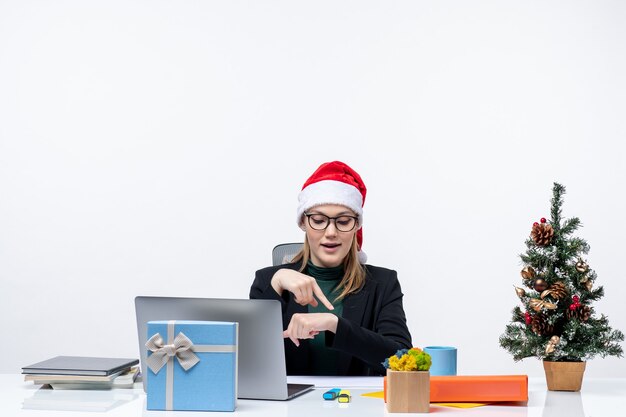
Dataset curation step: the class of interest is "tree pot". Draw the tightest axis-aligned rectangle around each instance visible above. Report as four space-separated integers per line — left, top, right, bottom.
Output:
543 361 586 392
386 370 430 413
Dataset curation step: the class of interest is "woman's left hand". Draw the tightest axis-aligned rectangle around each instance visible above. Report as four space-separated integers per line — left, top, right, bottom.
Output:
283 313 339 347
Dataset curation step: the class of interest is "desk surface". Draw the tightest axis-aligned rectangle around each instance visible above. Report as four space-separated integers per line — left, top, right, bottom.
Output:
2 374 625 417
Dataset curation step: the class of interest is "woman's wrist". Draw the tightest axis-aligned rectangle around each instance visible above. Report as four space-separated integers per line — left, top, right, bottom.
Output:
326 313 339 333
270 270 284 295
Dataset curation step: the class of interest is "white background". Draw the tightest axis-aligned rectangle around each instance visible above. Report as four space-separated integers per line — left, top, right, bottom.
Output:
1 0 624 377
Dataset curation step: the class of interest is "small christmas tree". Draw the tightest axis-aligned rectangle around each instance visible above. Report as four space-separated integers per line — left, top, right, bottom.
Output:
500 183 623 362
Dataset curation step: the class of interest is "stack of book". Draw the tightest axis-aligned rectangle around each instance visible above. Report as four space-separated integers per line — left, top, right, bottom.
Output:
22 356 140 390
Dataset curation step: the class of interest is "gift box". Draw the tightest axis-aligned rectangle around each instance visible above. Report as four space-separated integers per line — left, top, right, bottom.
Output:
384 374 528 404
146 320 238 411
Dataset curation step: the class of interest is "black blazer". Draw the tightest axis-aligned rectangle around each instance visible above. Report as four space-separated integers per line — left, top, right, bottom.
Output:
249 262 412 376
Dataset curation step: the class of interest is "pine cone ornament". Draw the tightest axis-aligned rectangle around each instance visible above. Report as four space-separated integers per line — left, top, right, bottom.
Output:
567 305 591 321
531 314 554 336
531 222 554 246
541 282 568 300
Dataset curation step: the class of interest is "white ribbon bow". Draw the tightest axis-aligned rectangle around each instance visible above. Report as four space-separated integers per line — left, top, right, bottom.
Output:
145 331 200 373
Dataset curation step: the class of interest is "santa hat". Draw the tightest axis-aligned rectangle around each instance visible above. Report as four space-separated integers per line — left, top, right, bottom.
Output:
297 161 367 263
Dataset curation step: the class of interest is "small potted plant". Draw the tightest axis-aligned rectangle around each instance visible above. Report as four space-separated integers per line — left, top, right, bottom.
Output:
499 183 623 391
383 348 431 413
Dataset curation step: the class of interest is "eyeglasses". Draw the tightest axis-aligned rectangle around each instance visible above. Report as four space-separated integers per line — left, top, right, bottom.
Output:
304 213 359 232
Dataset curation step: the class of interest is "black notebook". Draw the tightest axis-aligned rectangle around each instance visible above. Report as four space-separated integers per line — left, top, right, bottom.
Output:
22 356 139 376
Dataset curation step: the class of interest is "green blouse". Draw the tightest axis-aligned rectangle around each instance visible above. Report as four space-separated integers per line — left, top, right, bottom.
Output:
306 261 345 375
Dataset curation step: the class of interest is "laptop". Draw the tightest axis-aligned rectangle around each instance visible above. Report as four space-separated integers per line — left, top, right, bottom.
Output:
134 296 314 400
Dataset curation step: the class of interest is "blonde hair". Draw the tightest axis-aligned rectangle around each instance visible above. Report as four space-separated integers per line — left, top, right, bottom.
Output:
291 233 366 301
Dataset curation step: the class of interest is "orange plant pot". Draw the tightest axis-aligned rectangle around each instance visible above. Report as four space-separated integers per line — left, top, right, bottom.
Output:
385 370 430 413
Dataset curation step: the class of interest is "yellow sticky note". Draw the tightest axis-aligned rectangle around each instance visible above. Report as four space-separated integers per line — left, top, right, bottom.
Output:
433 402 490 408
360 392 488 408
361 391 385 399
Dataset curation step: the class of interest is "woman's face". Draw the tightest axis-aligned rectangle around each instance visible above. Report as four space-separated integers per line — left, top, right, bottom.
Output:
304 204 358 268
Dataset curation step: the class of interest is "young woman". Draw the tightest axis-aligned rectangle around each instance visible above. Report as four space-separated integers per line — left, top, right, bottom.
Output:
249 161 412 376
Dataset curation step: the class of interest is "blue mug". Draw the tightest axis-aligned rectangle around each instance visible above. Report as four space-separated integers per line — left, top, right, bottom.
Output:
424 346 457 376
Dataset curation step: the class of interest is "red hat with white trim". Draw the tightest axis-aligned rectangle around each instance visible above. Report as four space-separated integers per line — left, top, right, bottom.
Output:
297 161 367 263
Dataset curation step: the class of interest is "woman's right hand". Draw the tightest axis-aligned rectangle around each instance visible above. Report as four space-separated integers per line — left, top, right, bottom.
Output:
271 269 334 310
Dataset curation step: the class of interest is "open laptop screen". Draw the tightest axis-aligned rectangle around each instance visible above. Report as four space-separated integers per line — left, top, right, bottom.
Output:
134 296 313 400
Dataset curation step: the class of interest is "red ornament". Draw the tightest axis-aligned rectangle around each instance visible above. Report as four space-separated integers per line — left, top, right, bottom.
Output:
533 222 539 226
524 312 531 325
540 217 547 223
569 295 582 311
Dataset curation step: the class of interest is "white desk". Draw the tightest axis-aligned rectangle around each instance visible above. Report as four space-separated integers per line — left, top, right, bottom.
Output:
2 374 625 417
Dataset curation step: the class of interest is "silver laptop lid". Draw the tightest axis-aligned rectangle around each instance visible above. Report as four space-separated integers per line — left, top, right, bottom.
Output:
134 296 294 400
